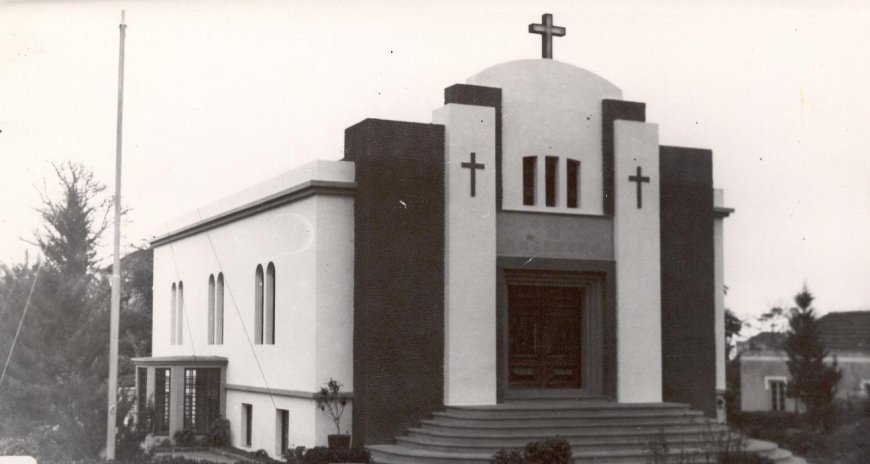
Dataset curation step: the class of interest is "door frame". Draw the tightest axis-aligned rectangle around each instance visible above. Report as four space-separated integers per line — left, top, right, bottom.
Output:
497 257 613 401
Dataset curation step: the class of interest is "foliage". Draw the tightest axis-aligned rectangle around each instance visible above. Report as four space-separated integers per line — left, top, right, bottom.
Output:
729 411 821 456
0 162 152 460
717 453 774 464
0 162 113 460
782 286 841 431
314 378 347 435
724 309 743 360
116 397 155 460
756 306 788 334
208 416 231 447
724 309 744 420
32 161 110 276
283 445 370 464
492 438 572 464
173 428 198 447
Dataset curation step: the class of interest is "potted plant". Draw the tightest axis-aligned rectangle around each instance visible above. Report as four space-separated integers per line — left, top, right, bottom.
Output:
315 378 350 449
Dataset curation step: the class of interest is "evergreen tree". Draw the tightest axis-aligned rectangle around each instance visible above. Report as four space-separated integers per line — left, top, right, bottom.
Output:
0 162 111 459
783 286 841 430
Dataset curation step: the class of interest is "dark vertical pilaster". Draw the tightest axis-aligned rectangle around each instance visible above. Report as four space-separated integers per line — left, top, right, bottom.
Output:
602 100 646 216
659 145 716 417
344 118 446 446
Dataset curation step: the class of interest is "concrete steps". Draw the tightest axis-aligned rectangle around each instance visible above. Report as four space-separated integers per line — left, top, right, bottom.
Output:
367 401 804 464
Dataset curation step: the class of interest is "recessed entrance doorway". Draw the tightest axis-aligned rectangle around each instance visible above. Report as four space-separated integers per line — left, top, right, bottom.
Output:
500 268 604 399
508 285 583 388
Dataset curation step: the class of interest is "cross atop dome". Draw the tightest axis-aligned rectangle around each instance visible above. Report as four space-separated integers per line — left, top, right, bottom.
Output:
528 13 566 59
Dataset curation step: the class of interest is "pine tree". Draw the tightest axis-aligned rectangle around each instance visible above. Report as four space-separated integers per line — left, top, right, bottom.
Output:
783 286 841 430
0 162 112 459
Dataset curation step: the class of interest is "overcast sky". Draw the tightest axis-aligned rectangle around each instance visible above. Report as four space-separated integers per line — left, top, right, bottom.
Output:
1 0 868 327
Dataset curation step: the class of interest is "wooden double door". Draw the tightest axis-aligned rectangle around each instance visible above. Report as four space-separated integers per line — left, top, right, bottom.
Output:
508 284 583 389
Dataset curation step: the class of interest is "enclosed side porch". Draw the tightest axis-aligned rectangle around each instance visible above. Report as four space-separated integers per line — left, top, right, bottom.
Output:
132 356 228 438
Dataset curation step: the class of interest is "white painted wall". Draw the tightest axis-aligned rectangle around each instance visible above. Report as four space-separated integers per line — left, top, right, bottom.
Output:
314 194 355 392
152 160 355 453
613 120 662 403
433 103 497 406
226 390 352 454
467 59 621 215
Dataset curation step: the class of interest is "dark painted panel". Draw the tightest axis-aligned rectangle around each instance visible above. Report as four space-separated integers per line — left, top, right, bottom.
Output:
344 119 446 446
496 211 613 261
444 84 504 209
659 145 716 417
602 100 646 216
495 257 617 401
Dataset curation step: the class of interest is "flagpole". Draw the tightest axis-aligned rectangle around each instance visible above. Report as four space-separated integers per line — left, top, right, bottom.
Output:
106 10 126 461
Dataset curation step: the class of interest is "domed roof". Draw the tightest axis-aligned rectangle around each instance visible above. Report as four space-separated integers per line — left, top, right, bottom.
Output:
467 59 620 96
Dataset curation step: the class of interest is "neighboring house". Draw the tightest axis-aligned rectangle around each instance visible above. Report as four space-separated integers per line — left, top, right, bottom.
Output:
739 311 870 412
133 19 734 458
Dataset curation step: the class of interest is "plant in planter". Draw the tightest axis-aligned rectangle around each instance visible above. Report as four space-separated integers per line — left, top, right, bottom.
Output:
315 378 349 449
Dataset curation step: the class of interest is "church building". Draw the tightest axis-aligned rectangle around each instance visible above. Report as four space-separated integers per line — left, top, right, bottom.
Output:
134 14 734 460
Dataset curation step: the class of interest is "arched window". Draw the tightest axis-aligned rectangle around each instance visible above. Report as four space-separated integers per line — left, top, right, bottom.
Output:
171 283 177 345
254 265 264 344
177 281 184 344
216 273 224 345
208 275 215 345
265 263 276 344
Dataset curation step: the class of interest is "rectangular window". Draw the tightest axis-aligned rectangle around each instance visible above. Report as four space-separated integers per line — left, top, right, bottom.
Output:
183 368 221 434
243 403 253 447
277 409 289 456
154 368 171 435
769 379 786 411
523 156 536 206
545 156 558 207
567 159 580 208
137 367 148 425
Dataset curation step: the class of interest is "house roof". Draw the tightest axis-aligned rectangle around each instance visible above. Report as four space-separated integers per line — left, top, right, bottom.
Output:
742 311 870 354
743 331 785 351
818 311 870 351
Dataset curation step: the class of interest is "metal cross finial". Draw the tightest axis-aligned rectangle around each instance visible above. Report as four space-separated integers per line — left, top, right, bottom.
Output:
528 13 566 59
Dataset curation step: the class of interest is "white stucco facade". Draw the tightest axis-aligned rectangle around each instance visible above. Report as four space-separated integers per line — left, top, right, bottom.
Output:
434 103 498 406
613 120 663 403
149 160 355 453
468 59 621 215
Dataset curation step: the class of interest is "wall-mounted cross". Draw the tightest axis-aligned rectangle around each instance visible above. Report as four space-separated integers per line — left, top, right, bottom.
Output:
461 152 485 197
628 166 651 209
528 13 566 59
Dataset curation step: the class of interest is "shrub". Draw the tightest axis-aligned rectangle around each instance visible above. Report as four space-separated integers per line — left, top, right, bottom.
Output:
172 427 198 447
718 452 775 464
492 438 572 464
209 416 231 446
284 445 370 464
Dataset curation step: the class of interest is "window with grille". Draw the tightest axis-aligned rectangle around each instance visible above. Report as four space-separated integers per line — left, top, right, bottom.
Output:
182 368 221 434
154 368 171 435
